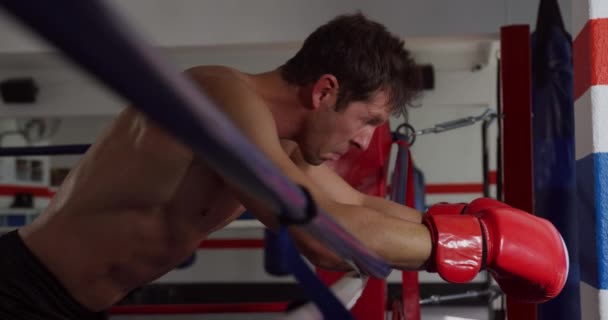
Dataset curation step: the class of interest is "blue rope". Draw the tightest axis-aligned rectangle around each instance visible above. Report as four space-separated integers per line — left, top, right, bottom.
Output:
265 228 354 319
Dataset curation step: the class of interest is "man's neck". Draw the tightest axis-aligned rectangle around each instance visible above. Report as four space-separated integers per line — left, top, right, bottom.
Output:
248 70 306 140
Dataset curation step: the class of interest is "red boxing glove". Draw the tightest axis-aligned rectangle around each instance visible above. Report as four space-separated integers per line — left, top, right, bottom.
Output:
426 197 510 217
461 197 511 215
424 200 569 303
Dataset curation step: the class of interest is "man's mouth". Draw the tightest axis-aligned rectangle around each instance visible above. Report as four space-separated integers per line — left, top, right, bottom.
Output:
327 152 343 161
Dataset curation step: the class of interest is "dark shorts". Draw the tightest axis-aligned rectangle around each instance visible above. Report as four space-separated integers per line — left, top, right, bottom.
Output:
0 230 108 320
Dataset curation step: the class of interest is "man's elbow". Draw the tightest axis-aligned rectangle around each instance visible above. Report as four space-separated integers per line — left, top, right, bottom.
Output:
294 237 353 271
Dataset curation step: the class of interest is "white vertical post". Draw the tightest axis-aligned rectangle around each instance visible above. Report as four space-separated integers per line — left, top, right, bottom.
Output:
573 1 608 319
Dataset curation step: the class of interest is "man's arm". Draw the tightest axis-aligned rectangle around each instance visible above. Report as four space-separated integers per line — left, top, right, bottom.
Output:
291 147 422 223
361 195 423 223
186 66 431 270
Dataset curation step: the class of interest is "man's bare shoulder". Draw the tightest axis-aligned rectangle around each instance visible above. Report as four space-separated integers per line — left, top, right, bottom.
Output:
179 66 285 163
183 65 266 113
185 65 249 83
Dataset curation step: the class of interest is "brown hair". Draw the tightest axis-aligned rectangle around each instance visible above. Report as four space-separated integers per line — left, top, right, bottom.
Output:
281 12 421 116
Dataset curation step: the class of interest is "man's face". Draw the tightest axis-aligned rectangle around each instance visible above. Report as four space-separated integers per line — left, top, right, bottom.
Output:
299 90 391 165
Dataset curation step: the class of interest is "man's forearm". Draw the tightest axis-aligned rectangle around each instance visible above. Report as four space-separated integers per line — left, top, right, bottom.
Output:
361 195 423 223
289 201 431 271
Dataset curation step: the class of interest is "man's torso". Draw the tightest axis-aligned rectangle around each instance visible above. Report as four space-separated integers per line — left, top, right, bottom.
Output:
18 68 289 311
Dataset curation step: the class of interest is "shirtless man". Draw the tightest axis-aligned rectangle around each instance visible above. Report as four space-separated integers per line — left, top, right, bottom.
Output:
0 13 568 319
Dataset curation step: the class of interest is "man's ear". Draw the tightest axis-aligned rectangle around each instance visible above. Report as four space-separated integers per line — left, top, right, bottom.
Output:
310 74 339 110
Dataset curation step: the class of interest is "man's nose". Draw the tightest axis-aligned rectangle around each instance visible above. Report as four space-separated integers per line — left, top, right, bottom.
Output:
351 127 374 150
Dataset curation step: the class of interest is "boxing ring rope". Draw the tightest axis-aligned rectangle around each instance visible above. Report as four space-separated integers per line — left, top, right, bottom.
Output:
0 1 390 279
108 236 365 317
0 0 386 318
279 273 367 320
109 302 289 315
0 144 90 156
107 273 366 319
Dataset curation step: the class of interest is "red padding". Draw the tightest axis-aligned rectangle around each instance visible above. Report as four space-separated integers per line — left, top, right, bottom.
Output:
573 18 608 100
425 170 497 194
109 302 288 314
0 185 55 197
426 183 484 194
327 123 393 197
401 143 420 320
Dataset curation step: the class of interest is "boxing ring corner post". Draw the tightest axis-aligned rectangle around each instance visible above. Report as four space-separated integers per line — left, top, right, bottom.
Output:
500 24 537 320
